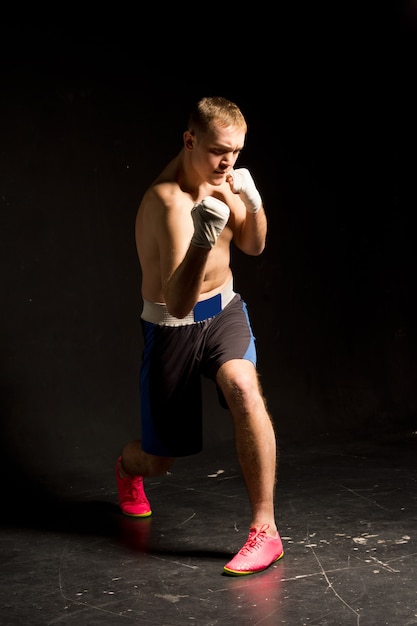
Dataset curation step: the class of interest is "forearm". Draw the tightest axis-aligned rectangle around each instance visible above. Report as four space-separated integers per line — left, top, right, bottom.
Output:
227 168 267 255
236 206 267 255
163 245 210 318
163 196 230 318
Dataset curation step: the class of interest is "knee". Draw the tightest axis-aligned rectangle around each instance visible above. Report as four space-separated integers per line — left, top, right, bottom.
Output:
217 361 263 408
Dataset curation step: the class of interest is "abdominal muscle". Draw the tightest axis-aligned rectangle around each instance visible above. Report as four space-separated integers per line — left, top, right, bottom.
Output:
141 268 233 305
140 245 233 305
194 267 234 302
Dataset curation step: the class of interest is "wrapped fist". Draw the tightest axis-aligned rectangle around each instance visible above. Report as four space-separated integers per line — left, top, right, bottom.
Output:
191 196 230 248
227 168 262 213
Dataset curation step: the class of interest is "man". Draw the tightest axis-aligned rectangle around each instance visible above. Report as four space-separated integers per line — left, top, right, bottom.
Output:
116 96 284 575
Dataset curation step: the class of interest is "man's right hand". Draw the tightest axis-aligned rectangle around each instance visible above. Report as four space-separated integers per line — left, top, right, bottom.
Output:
191 197 230 249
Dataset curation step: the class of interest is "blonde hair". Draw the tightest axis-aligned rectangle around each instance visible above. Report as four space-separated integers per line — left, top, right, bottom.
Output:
187 96 247 135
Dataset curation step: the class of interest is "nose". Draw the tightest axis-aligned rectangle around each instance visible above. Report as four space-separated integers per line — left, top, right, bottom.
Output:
220 154 234 168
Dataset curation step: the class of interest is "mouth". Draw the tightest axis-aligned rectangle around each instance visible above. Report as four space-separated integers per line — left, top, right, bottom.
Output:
210 171 227 186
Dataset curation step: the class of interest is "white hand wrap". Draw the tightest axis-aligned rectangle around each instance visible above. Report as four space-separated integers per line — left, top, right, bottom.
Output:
191 196 230 249
229 168 262 213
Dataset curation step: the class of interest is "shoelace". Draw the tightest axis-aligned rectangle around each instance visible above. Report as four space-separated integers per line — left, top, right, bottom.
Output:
239 524 270 555
124 476 147 503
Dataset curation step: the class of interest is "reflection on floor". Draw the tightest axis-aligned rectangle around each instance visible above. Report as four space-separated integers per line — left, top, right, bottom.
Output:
1 432 416 625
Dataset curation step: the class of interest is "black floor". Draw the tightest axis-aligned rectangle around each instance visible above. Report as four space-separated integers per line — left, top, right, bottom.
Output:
1 432 416 626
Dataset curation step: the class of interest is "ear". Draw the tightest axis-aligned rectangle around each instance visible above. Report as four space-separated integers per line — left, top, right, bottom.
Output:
184 131 194 151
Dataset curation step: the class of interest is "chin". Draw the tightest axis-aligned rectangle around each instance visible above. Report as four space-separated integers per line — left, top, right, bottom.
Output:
210 174 225 186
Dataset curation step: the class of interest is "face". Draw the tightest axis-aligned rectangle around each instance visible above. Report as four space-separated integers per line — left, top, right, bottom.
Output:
185 122 246 185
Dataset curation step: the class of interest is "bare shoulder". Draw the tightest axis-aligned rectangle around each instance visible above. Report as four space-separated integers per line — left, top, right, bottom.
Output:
136 164 193 241
140 159 189 215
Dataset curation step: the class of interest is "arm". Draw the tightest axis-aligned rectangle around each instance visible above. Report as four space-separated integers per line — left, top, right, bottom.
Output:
160 196 230 318
163 246 210 318
226 168 267 256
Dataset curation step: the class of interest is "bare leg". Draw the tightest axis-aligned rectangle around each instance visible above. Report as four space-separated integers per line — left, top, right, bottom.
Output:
216 359 278 536
119 440 175 477
116 441 175 518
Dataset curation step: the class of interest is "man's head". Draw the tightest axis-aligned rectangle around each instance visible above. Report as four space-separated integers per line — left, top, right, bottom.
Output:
183 96 247 186
187 96 247 137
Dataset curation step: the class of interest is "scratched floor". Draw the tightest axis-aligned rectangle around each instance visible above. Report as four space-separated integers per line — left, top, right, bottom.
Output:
1 432 416 626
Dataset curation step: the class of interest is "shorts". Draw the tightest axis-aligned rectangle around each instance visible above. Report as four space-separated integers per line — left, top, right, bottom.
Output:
139 285 257 457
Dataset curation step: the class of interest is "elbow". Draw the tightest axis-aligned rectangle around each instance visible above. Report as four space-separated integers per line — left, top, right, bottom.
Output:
163 288 189 319
254 242 266 256
168 307 188 319
236 233 266 256
166 300 193 319
245 242 266 256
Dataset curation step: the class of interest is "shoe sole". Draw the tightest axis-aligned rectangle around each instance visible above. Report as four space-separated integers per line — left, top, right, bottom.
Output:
223 550 284 576
122 510 153 518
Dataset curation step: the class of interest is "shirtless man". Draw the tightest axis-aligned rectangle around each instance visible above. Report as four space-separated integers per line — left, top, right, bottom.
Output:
116 96 284 575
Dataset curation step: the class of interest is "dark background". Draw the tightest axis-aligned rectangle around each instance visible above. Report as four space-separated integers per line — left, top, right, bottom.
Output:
1 7 416 489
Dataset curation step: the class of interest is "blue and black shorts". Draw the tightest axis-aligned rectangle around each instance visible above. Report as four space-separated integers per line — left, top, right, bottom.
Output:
139 281 257 456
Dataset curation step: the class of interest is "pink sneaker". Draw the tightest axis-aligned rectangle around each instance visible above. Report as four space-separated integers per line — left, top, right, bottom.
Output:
223 524 284 576
115 457 152 517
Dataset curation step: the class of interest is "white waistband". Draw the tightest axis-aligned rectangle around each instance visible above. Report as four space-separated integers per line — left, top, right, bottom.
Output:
141 280 235 326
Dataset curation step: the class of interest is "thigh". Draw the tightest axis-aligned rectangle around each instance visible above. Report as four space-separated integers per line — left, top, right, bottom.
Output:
203 294 257 379
140 321 205 456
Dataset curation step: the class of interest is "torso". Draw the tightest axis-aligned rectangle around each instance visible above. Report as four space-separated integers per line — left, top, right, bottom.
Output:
135 155 245 303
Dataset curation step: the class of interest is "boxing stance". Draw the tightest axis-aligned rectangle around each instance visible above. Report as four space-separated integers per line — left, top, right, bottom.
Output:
116 96 284 575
